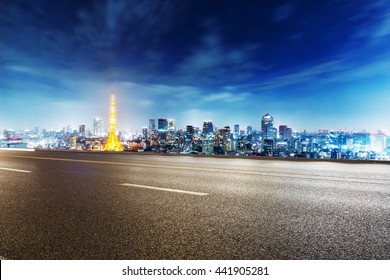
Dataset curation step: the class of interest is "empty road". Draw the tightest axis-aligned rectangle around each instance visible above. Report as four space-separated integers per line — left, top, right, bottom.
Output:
0 150 390 259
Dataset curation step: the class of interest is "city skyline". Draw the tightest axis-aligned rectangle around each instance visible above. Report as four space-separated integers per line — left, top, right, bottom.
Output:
1 1 390 132
1 112 388 136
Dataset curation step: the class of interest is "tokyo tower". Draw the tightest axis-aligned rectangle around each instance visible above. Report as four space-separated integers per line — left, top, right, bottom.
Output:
103 92 122 151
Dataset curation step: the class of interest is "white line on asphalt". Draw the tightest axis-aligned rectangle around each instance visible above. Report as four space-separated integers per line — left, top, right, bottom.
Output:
119 183 209 196
0 167 32 173
0 148 35 152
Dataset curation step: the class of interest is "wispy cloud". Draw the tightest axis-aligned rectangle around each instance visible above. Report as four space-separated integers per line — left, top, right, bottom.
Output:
203 92 251 103
240 53 390 93
241 60 346 91
373 12 390 38
174 33 263 86
273 3 294 22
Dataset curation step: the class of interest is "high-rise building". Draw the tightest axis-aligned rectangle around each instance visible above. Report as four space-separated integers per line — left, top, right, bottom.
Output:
286 128 292 141
167 119 175 131
202 120 214 137
234 124 239 136
149 119 156 133
158 118 168 132
213 126 233 154
246 125 253 135
261 113 274 154
279 125 287 140
79 124 86 137
141 127 148 139
261 113 274 140
186 125 194 140
223 126 231 138
93 117 103 136
202 135 214 155
279 125 292 141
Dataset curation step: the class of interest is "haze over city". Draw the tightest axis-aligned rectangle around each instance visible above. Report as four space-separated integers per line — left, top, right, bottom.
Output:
1 0 390 132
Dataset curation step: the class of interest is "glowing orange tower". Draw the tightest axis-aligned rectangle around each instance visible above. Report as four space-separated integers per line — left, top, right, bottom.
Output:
104 92 122 151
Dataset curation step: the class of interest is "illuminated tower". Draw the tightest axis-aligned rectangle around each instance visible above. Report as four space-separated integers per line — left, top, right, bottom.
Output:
261 113 274 154
104 93 122 151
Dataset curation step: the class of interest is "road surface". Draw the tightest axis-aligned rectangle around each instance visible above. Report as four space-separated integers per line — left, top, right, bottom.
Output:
0 150 389 259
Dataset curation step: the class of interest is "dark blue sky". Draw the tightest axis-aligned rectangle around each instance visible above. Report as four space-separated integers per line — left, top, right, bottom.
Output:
1 0 390 132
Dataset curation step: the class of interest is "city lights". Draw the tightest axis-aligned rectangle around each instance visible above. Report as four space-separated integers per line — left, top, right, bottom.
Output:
103 93 122 152
1 109 389 160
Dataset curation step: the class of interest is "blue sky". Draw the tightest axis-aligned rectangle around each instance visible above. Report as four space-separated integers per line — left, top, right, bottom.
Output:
1 0 390 132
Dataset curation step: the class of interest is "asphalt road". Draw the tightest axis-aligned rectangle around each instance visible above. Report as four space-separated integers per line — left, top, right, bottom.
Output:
1 150 390 260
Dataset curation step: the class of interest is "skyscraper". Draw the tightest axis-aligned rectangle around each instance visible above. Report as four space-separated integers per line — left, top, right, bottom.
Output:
246 125 253 135
79 124 86 137
93 117 103 137
202 120 214 137
286 128 292 141
149 119 156 134
234 124 239 136
167 119 175 131
279 125 292 141
261 113 274 140
103 93 122 151
279 125 287 140
261 113 274 154
186 125 194 140
158 118 168 132
141 127 148 139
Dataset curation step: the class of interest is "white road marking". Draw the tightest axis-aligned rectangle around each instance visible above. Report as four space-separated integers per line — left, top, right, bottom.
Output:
119 183 209 196
0 148 35 152
0 167 32 173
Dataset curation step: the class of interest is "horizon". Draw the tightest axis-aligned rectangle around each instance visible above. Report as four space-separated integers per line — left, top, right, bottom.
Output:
1 0 390 132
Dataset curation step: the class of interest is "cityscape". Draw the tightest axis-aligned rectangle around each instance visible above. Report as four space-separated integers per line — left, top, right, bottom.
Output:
2 0 390 265
1 92 389 161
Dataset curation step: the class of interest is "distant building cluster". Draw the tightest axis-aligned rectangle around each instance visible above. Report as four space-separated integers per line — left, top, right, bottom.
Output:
1 113 390 160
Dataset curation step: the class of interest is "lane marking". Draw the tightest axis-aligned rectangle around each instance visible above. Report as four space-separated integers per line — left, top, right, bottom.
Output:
119 183 209 196
0 167 32 173
1 154 390 185
0 148 35 152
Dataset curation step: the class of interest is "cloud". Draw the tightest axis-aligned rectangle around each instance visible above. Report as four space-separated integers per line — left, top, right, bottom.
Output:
119 83 203 104
203 92 251 103
240 53 390 93
1 64 75 98
273 3 294 22
350 1 390 42
137 99 154 108
243 60 346 91
373 12 390 38
3 64 37 74
174 33 263 86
